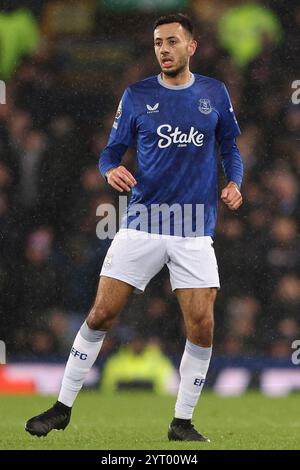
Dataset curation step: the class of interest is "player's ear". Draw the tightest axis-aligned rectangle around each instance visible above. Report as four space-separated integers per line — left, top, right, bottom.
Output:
188 39 197 57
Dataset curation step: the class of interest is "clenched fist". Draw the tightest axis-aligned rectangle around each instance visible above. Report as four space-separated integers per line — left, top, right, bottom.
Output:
106 165 137 192
221 181 243 210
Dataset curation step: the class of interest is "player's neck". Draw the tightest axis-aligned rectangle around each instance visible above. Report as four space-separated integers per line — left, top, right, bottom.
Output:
160 69 192 87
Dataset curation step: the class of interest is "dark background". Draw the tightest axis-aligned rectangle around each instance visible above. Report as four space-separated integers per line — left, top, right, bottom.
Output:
0 0 299 367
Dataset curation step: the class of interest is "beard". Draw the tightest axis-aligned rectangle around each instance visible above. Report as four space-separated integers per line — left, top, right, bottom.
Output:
161 57 188 77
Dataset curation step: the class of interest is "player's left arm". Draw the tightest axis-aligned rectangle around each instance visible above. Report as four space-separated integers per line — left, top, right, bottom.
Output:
220 137 243 210
216 83 244 211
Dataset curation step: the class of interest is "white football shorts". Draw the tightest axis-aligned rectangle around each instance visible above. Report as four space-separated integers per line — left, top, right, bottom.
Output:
100 229 220 292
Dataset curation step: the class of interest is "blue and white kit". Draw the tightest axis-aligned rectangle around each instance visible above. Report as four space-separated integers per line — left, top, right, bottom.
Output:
99 73 243 290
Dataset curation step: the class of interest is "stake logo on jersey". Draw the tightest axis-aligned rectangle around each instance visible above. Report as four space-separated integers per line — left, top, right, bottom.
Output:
99 74 243 237
157 124 204 148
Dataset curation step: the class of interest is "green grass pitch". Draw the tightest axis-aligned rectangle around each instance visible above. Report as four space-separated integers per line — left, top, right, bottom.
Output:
0 391 299 450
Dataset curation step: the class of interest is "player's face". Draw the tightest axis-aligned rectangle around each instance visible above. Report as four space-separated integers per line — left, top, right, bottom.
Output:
154 23 196 77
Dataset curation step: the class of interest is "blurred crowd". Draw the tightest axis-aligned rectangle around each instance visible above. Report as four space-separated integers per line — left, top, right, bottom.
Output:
0 0 299 366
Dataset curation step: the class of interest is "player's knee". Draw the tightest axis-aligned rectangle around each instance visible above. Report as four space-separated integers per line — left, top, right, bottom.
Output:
202 317 214 340
189 316 214 347
86 304 117 331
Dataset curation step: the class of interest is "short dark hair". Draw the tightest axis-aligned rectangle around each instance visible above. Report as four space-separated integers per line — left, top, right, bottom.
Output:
153 13 194 37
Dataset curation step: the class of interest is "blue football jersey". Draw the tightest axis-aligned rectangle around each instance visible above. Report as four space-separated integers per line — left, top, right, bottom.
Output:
99 73 243 237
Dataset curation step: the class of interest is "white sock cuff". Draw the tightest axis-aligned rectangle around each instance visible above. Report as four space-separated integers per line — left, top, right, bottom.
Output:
185 340 212 361
80 321 106 342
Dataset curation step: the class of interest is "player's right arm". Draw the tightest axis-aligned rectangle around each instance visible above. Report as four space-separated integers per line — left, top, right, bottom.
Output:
99 88 137 192
105 165 136 192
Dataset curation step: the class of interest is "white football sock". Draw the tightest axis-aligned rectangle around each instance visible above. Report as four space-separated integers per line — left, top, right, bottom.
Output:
175 340 212 420
58 321 106 407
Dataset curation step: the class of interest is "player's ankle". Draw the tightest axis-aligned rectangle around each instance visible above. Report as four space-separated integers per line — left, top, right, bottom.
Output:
172 417 191 426
55 401 72 411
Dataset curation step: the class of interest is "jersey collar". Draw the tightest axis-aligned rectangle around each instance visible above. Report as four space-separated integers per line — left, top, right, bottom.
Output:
157 73 195 90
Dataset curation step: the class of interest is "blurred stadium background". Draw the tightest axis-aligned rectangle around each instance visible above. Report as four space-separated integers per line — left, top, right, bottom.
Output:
0 0 299 401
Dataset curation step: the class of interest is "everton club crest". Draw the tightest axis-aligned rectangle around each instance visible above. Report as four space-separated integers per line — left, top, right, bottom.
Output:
199 98 212 114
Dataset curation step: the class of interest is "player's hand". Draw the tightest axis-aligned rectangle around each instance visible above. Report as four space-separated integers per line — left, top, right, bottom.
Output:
106 166 137 192
221 181 243 210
